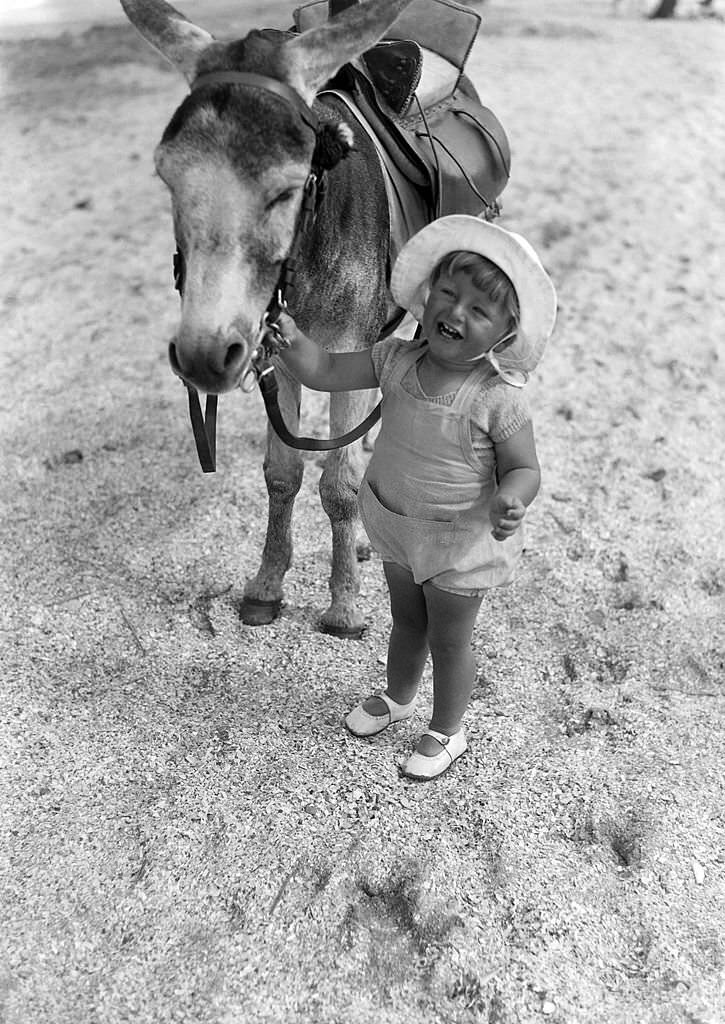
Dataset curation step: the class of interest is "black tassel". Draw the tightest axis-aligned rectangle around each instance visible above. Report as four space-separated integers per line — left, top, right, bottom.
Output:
312 121 354 171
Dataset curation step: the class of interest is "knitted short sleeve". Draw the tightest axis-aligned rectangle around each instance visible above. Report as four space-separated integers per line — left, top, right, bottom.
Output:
470 381 532 446
370 336 420 389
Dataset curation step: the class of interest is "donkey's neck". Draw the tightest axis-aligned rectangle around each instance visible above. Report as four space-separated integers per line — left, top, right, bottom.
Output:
290 96 392 350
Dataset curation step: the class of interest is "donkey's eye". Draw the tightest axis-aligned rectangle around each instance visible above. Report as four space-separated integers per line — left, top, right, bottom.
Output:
265 188 296 211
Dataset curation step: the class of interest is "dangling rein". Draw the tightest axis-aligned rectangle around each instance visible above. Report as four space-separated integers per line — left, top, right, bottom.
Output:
175 70 383 473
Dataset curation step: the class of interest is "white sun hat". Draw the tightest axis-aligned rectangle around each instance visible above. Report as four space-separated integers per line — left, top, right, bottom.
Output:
390 215 557 374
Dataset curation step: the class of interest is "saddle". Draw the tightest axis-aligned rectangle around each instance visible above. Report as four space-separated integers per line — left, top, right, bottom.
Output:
293 0 511 226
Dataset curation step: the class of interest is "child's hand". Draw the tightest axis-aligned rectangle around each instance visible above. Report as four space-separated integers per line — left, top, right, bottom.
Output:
489 494 526 541
271 310 299 349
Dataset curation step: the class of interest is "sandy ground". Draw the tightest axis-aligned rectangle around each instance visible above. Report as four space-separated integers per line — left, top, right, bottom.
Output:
1 2 724 1023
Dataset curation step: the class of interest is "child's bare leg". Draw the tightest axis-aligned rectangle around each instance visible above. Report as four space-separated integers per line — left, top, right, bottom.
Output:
416 582 483 754
363 561 428 714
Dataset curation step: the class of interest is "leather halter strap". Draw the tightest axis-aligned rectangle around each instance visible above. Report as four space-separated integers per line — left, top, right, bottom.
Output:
186 387 217 473
191 71 318 134
255 361 381 452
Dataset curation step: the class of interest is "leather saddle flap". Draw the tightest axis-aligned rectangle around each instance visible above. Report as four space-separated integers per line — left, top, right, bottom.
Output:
412 92 511 215
344 67 511 217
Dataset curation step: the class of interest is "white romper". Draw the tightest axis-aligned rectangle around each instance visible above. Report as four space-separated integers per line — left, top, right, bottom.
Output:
358 339 530 592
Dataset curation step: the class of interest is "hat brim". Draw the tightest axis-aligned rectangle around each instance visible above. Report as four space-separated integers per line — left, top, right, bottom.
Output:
390 215 557 373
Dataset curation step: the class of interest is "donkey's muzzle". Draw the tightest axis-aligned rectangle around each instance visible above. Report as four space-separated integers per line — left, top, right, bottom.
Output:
168 334 249 394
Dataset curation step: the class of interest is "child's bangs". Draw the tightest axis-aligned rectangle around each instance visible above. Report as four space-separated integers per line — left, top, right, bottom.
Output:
434 251 520 322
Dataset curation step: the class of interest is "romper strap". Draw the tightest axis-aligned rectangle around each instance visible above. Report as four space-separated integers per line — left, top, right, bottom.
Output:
450 360 498 412
385 339 429 389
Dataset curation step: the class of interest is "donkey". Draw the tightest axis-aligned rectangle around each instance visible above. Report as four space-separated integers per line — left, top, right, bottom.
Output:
121 0 446 637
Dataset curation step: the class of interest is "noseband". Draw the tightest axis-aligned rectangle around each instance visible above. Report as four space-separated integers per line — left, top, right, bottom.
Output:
171 70 382 472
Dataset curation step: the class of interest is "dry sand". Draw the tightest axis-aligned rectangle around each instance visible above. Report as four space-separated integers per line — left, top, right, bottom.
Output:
1 2 724 1022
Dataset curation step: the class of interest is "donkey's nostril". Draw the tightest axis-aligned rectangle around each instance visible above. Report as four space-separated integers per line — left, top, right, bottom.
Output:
224 342 245 370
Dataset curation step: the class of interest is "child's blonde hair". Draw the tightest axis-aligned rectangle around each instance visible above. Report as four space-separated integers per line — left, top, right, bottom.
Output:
431 251 520 332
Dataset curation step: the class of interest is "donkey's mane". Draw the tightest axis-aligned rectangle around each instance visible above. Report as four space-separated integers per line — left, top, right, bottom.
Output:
186 29 295 85
197 30 293 75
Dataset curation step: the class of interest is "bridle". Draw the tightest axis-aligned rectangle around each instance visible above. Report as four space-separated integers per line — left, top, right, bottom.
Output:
172 70 382 473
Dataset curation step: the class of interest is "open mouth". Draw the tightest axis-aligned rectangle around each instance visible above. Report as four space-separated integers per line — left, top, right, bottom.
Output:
437 321 463 340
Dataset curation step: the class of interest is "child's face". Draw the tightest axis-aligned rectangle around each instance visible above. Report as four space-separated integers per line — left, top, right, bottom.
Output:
422 268 512 369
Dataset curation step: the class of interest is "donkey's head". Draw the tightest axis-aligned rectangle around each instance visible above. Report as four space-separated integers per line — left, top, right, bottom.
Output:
121 0 414 393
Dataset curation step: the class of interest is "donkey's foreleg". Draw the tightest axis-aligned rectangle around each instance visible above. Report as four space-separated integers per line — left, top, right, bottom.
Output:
317 389 373 638
240 369 303 625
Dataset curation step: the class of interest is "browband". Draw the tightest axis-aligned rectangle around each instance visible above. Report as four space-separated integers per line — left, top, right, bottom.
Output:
190 71 318 134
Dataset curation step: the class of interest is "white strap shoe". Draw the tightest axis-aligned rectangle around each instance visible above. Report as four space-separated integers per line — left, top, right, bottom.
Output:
402 728 467 780
345 692 417 737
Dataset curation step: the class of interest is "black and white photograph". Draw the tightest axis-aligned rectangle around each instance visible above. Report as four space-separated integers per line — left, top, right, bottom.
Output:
1 0 723 1020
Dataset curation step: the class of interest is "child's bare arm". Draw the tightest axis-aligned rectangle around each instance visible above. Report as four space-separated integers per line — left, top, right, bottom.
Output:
490 421 541 541
275 312 378 392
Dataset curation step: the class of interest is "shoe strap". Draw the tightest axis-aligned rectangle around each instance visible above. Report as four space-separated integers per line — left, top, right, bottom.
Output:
379 692 415 715
424 728 465 761
426 728 457 745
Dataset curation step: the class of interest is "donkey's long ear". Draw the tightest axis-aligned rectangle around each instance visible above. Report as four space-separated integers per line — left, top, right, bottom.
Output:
283 0 415 105
120 0 213 82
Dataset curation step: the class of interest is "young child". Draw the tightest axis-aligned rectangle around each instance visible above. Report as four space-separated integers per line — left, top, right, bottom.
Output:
277 215 557 781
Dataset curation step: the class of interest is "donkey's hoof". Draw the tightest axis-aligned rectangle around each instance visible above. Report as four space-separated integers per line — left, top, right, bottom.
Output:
239 597 283 626
318 618 367 640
